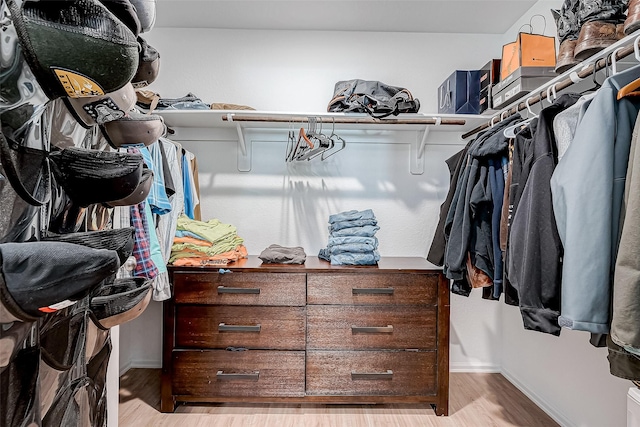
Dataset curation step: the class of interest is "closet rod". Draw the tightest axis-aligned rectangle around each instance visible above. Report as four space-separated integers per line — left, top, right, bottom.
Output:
461 37 640 140
222 114 466 126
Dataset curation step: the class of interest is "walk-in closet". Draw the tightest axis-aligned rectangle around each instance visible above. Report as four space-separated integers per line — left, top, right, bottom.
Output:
1 1 639 426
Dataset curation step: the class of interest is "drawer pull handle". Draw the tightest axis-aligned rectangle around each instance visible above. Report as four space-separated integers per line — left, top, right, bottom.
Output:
351 325 393 333
216 370 260 381
351 370 393 380
352 287 394 295
217 286 260 294
218 323 261 332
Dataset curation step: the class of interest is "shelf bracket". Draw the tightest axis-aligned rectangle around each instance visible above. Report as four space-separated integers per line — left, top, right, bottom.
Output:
410 118 440 175
228 114 252 172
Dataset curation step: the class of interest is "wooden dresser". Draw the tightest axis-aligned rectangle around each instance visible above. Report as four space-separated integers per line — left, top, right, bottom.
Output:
162 256 450 416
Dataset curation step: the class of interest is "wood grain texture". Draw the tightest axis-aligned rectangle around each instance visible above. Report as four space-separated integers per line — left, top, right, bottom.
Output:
165 260 449 415
173 271 306 306
307 305 437 350
306 350 437 396
172 350 305 397
120 369 561 427
435 273 451 416
175 305 305 350
307 273 438 305
161 298 176 412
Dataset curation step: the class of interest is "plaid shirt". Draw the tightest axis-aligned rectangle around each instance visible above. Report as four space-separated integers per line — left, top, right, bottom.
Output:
131 201 158 279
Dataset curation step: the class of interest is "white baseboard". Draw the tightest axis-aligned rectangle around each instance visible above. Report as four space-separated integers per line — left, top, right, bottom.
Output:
119 361 132 376
119 359 162 376
449 362 501 373
501 367 573 427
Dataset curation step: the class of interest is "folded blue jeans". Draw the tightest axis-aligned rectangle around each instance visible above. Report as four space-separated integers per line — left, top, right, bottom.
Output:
328 209 376 224
328 236 378 247
330 251 380 265
330 225 379 237
328 242 377 254
318 248 330 262
329 219 378 232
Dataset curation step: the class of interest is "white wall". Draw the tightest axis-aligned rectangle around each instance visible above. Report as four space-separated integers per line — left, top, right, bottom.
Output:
120 4 636 426
119 27 506 374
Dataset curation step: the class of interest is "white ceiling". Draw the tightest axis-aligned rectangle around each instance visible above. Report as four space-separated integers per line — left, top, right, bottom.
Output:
154 0 539 34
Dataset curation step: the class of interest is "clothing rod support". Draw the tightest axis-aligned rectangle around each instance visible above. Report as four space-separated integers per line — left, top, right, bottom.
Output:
418 126 431 159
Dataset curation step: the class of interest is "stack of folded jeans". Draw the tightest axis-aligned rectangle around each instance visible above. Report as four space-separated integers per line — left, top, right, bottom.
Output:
318 209 380 265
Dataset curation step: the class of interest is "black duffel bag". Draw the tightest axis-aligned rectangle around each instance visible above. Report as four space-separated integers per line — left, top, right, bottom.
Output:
327 79 420 118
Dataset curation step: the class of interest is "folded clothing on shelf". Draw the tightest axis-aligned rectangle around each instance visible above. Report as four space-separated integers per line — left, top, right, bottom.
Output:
169 215 247 265
259 244 306 264
319 209 380 265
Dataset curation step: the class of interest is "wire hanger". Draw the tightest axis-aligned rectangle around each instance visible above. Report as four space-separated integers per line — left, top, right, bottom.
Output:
285 120 296 162
321 117 346 160
298 118 333 161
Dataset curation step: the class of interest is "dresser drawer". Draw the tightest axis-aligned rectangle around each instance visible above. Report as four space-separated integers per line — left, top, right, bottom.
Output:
307 273 437 305
173 272 306 306
175 305 305 350
307 305 436 350
172 350 305 397
306 350 437 396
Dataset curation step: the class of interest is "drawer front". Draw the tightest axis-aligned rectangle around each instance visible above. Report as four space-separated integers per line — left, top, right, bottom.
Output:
172 350 305 397
175 305 306 350
173 272 306 306
307 273 437 305
306 350 437 396
307 305 436 350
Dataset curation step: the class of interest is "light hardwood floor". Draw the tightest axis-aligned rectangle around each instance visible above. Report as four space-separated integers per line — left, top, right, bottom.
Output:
119 369 559 427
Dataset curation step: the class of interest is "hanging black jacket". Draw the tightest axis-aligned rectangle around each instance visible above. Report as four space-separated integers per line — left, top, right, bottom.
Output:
444 114 521 282
427 147 468 266
507 93 580 336
503 118 537 306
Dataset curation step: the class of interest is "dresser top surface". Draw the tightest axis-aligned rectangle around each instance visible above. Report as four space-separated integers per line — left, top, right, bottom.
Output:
168 256 442 274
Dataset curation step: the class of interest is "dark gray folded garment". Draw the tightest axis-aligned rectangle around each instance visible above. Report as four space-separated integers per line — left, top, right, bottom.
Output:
258 244 306 264
0 241 120 322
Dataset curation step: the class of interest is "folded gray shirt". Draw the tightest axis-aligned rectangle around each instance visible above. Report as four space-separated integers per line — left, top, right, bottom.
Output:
259 244 307 264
